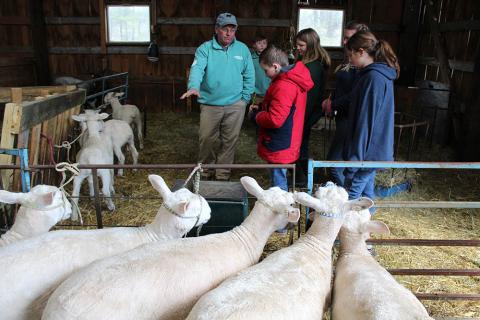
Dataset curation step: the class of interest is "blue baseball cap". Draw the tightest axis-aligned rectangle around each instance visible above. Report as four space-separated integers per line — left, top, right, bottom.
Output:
216 12 238 27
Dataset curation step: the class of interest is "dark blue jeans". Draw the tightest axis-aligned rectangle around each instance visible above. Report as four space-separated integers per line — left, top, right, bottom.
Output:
345 169 411 214
271 168 288 191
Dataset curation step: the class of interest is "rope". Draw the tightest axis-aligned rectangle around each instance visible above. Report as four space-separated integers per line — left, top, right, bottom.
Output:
54 130 87 162
55 162 83 225
180 163 204 236
40 133 57 165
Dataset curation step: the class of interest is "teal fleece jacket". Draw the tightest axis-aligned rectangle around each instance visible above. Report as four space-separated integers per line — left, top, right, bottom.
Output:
251 50 271 97
188 37 255 106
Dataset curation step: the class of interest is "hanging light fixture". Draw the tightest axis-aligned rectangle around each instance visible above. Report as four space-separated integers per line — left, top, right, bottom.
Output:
147 40 159 62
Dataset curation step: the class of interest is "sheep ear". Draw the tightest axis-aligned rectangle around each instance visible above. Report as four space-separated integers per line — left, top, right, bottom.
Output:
36 191 55 207
72 114 87 122
293 192 326 212
115 92 125 97
148 175 172 199
287 208 301 223
362 220 390 235
345 197 374 212
240 176 264 198
0 190 27 204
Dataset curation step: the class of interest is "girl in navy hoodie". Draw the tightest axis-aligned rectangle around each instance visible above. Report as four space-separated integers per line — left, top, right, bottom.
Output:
342 31 399 202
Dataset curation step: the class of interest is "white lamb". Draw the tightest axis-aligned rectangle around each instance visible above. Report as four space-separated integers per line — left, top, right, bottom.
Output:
104 91 144 149
42 176 301 320
79 111 139 177
332 208 434 320
187 183 373 320
71 112 115 219
0 174 211 320
0 185 72 246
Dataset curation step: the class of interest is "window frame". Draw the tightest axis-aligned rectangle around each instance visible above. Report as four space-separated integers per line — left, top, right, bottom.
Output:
105 3 152 45
297 7 346 49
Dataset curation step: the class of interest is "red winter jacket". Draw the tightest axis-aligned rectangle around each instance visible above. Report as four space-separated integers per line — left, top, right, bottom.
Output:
255 62 314 164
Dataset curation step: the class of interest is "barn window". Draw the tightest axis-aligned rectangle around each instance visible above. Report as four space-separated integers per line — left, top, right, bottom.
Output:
297 8 344 47
106 5 151 43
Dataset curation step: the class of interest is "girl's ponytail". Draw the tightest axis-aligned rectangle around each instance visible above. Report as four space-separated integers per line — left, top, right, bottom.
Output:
346 31 400 79
375 39 400 78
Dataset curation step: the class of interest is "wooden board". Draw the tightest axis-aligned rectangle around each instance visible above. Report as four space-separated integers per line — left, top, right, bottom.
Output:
19 89 85 131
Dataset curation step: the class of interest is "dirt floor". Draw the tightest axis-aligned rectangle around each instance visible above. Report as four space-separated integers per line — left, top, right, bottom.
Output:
59 112 479 318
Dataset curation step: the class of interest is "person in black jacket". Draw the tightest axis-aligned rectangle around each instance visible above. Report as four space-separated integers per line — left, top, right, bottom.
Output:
294 28 331 185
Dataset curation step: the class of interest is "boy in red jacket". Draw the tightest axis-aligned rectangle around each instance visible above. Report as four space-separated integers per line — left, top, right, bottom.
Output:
249 46 314 191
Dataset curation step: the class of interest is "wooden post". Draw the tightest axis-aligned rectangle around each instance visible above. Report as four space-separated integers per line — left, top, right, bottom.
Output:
29 0 50 85
397 0 422 85
426 0 451 86
0 88 23 190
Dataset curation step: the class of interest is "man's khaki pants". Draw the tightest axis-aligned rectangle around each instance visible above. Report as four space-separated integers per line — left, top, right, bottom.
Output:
198 100 246 180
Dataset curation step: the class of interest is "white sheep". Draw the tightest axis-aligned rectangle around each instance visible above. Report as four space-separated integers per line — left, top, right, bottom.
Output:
79 112 139 177
104 91 144 149
71 112 115 220
42 176 301 320
0 185 72 246
0 174 211 320
186 183 373 320
332 208 434 320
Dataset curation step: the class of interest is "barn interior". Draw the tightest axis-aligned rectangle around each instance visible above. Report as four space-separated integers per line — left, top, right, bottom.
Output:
0 0 479 319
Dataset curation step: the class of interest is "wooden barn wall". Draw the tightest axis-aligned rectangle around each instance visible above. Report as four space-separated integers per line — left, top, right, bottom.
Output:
415 0 480 160
40 0 409 114
0 0 38 87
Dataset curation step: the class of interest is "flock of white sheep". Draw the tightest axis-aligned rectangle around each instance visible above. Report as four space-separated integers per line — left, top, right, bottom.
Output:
0 172 434 319
0 90 433 319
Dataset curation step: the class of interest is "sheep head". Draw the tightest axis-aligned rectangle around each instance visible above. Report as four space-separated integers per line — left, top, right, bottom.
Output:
240 176 300 230
148 175 211 236
0 185 72 222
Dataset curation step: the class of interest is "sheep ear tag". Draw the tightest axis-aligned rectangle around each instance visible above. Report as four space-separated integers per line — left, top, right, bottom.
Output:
344 197 374 212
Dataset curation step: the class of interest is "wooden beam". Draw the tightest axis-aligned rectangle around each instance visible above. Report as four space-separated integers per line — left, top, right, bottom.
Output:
417 56 475 73
48 46 198 55
369 23 401 32
156 17 290 27
44 17 100 25
0 16 31 25
0 85 70 103
0 47 35 54
0 57 35 68
29 0 50 85
439 19 480 32
19 89 86 131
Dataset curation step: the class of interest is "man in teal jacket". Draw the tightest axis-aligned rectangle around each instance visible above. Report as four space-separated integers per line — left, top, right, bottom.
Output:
181 12 255 181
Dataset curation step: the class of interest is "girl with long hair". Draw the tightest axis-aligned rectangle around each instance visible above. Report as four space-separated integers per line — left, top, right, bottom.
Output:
294 28 331 184
342 31 401 205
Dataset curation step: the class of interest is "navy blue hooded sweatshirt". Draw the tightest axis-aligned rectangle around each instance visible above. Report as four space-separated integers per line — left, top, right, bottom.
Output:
343 63 396 175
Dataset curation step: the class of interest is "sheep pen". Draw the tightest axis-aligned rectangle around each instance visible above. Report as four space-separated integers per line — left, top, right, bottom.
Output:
57 111 479 319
